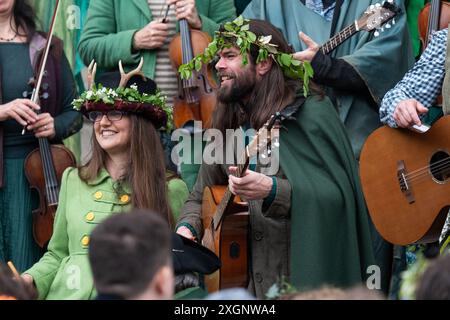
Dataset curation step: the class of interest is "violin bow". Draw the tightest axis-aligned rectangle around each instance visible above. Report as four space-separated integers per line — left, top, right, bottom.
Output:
22 0 61 135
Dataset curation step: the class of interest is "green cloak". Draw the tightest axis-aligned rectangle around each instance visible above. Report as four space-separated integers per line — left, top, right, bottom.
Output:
243 0 415 158
279 94 375 290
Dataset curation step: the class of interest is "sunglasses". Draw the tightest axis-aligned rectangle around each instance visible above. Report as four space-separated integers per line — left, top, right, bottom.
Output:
87 110 128 122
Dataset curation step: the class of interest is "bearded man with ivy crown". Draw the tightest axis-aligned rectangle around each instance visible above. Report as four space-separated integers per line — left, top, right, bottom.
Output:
175 17 375 298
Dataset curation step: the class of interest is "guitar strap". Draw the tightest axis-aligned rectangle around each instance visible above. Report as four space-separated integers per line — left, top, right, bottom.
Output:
442 24 450 115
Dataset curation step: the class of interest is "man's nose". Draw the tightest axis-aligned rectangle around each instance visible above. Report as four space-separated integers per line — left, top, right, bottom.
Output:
215 57 225 71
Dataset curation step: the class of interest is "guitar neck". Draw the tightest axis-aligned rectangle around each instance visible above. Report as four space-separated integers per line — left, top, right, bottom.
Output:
320 23 358 55
212 153 250 230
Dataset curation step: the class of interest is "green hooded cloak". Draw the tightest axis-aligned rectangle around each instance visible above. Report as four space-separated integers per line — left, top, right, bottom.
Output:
280 93 375 290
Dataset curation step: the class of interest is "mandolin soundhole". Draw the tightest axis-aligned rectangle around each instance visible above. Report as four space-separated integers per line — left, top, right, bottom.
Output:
430 150 450 183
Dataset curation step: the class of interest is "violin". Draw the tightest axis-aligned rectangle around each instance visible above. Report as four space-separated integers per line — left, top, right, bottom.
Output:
168 18 217 129
23 0 76 248
418 0 450 49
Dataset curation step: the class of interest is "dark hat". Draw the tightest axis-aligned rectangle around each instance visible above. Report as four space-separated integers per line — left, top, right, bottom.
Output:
171 233 221 275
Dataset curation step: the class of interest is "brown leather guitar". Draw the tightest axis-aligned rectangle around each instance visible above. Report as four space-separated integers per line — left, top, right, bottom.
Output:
201 116 281 293
359 116 450 245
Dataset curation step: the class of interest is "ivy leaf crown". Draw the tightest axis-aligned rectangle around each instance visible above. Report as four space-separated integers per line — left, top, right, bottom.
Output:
178 15 314 96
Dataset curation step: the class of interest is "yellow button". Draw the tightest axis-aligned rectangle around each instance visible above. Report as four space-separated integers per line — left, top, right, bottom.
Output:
120 194 130 204
94 191 103 200
81 236 90 246
86 212 95 221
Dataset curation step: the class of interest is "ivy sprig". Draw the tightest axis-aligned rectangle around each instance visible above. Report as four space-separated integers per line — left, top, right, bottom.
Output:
178 16 314 96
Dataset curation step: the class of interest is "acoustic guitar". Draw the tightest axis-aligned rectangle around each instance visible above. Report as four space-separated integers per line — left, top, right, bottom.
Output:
201 116 281 293
359 116 450 245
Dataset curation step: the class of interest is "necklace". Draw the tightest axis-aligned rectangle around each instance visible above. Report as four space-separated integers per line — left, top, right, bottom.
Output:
0 33 17 42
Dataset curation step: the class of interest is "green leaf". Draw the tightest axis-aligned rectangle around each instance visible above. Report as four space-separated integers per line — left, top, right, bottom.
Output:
304 61 314 77
290 58 301 66
246 31 257 42
235 15 244 27
224 22 234 32
194 59 202 71
280 53 291 66
241 24 249 31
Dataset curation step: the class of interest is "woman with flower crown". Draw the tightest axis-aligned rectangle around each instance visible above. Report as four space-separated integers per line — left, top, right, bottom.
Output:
21 63 189 300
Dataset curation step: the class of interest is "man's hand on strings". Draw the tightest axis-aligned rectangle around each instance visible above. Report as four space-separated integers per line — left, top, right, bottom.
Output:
228 166 273 201
293 32 320 62
393 99 428 129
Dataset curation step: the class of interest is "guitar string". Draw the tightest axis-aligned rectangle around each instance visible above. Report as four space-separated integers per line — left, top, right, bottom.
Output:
403 157 450 179
402 162 450 183
400 162 450 186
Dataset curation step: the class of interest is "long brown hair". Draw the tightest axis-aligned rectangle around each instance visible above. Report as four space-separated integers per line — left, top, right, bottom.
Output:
13 0 36 42
212 19 309 132
79 115 172 225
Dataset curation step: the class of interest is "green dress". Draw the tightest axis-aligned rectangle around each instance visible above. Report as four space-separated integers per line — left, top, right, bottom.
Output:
0 42 81 272
25 167 189 300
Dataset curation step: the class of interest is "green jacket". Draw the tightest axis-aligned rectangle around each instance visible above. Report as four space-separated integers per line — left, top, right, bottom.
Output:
25 167 188 300
78 0 236 78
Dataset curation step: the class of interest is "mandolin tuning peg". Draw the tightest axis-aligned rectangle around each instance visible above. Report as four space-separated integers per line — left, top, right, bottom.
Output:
392 18 396 25
385 23 391 29
374 30 380 37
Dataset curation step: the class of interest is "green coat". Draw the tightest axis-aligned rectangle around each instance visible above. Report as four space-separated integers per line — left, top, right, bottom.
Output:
25 167 188 300
78 0 236 78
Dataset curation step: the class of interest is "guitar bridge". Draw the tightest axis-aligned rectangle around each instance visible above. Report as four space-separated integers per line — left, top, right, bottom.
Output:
397 160 415 204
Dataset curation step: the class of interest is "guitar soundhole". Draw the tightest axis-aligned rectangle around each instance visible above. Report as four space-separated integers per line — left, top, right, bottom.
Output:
430 151 450 183
229 242 240 259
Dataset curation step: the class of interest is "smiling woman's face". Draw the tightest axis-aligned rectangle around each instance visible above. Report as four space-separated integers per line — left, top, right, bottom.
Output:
94 113 131 156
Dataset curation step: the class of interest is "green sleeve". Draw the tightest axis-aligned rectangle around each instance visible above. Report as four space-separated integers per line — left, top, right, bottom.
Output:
24 167 73 299
53 53 83 142
77 0 141 69
199 0 237 37
167 178 189 223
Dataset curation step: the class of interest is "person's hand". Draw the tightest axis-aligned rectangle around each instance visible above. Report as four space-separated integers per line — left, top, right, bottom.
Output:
176 226 196 241
27 113 56 139
133 20 169 50
21 274 35 287
393 99 428 128
167 0 202 29
292 32 320 63
228 166 273 201
0 99 40 126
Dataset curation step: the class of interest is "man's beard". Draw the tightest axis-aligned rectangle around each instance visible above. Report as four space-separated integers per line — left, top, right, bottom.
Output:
217 69 256 104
